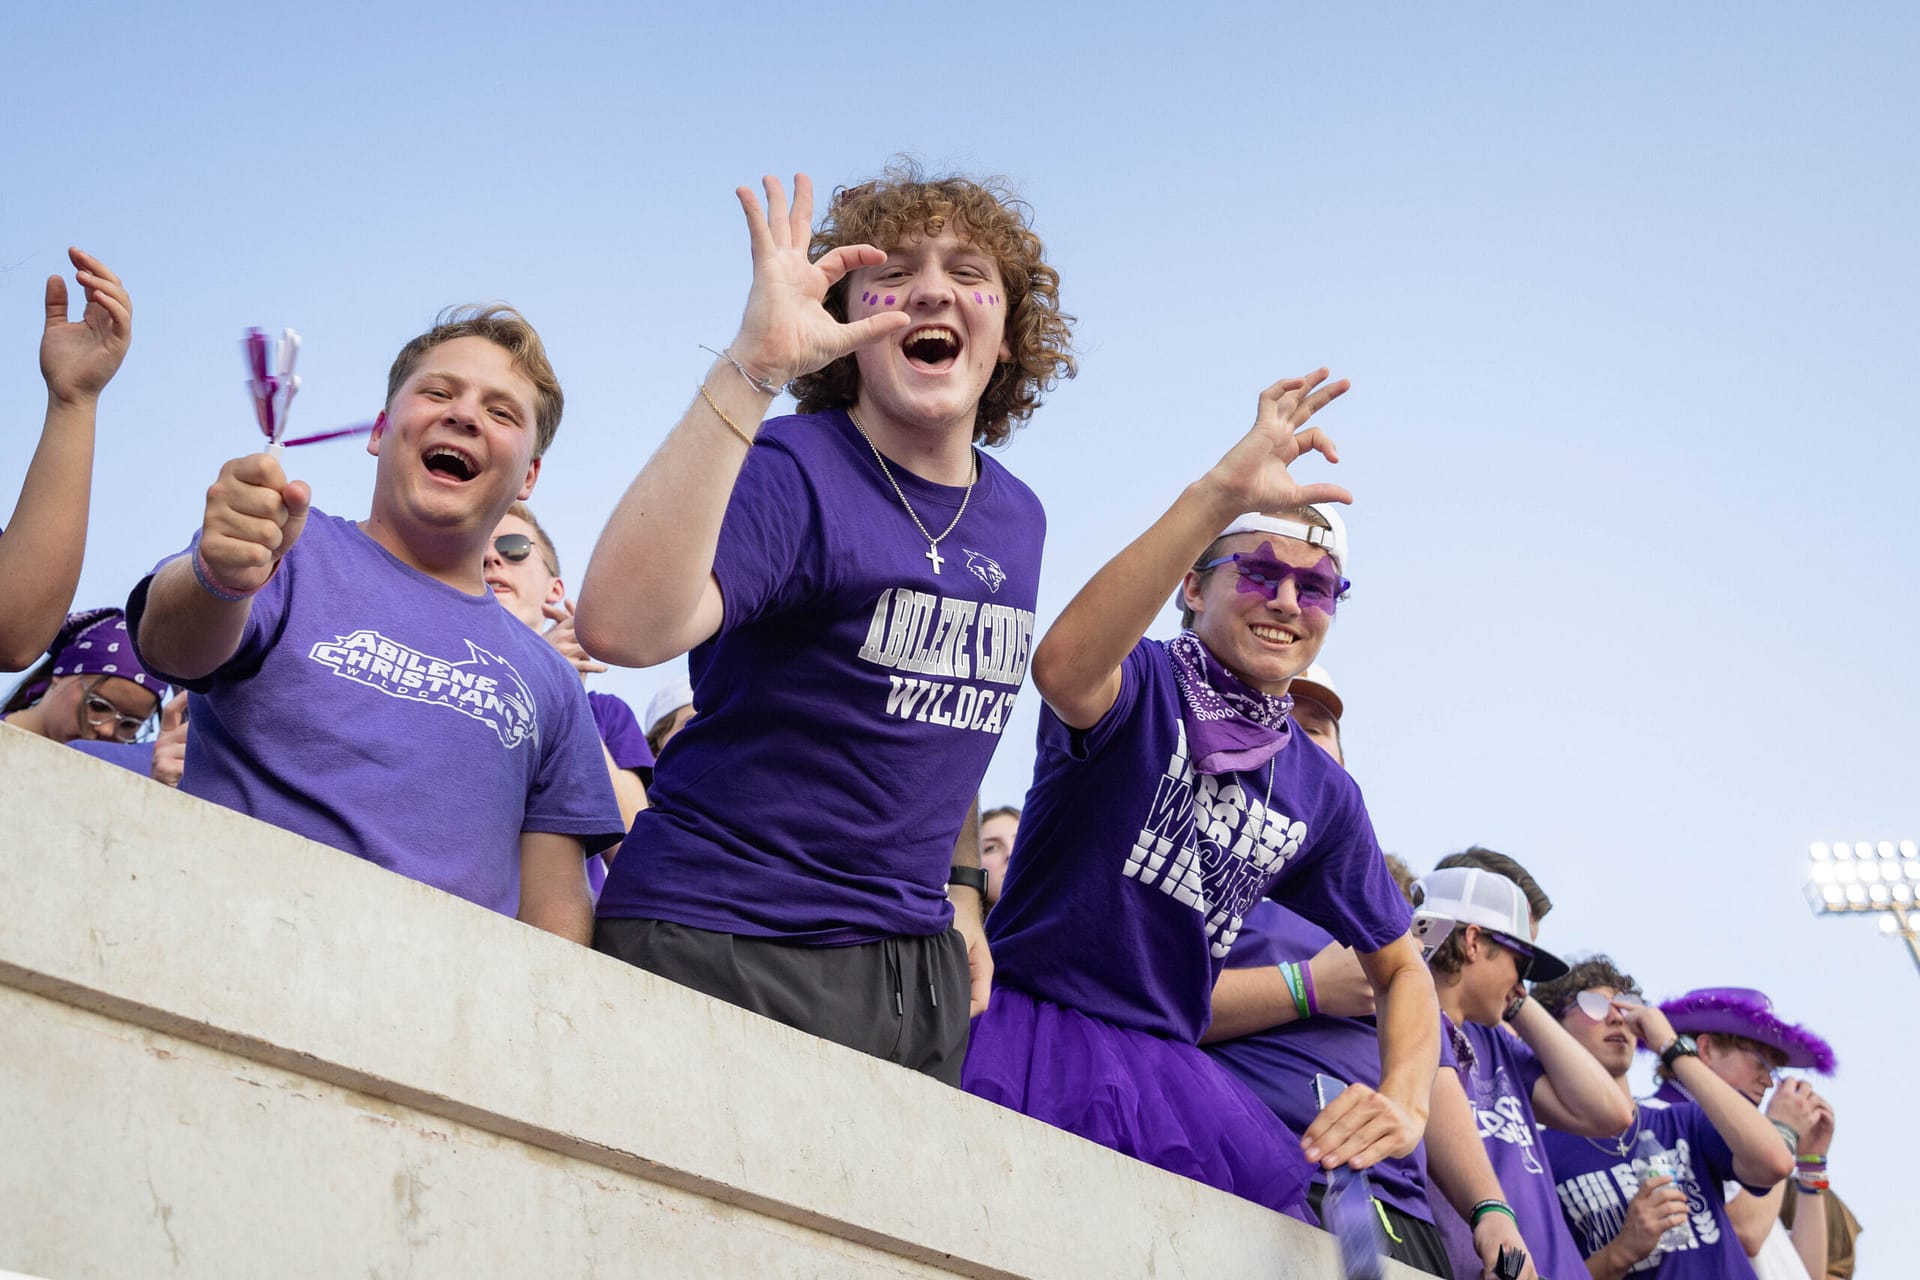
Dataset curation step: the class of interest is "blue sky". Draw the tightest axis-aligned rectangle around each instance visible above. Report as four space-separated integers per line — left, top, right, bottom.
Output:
5 2 1916 1263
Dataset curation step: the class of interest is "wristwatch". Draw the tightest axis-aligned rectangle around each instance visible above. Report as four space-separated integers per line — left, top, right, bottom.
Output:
948 866 988 900
1658 1033 1699 1072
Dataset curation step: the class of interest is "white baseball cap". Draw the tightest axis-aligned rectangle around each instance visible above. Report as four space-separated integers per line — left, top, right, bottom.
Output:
1410 866 1569 981
644 676 694 731
1218 503 1350 577
1289 663 1342 720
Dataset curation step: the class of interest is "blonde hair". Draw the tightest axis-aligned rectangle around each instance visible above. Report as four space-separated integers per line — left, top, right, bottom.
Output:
505 501 560 577
386 304 563 456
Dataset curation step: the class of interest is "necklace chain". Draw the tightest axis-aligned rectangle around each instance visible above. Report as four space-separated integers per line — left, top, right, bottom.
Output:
846 407 976 574
1587 1100 1641 1158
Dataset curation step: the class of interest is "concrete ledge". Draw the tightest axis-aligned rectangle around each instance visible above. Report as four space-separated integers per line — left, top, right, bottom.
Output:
0 727 1412 1278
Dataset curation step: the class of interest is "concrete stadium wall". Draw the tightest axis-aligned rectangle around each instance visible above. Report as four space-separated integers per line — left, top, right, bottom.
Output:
0 727 1416 1279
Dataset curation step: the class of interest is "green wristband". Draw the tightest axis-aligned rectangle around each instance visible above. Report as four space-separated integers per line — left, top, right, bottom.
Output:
1470 1200 1518 1228
1279 962 1310 1019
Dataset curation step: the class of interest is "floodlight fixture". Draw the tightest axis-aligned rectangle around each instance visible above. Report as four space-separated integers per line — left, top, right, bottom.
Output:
1806 838 1920 979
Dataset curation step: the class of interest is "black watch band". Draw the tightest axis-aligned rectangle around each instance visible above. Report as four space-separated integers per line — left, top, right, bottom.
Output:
948 866 988 896
1658 1034 1698 1072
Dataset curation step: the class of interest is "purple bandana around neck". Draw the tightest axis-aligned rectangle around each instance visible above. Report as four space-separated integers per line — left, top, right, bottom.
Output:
1167 630 1293 775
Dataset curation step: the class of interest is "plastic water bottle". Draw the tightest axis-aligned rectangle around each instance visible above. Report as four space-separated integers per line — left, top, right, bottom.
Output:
1633 1128 1690 1254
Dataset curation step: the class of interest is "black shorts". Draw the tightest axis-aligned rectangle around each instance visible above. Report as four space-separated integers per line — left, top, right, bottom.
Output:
594 917 971 1085
1307 1181 1455 1279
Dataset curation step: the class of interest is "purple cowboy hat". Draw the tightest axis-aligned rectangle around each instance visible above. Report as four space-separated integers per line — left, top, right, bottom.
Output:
1657 987 1835 1073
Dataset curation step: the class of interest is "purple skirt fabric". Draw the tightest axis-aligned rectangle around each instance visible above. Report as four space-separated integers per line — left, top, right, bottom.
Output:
964 984 1316 1222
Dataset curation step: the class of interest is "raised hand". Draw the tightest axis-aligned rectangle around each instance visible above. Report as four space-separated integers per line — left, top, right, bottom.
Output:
1765 1078 1825 1150
200 453 311 595
150 691 189 788
1203 370 1353 516
727 174 912 388
41 248 132 406
1301 1080 1423 1170
1614 1175 1689 1263
541 599 609 678
1622 1002 1677 1054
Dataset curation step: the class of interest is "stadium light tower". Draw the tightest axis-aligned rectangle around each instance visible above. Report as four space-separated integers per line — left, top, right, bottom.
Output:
1804 840 1920 979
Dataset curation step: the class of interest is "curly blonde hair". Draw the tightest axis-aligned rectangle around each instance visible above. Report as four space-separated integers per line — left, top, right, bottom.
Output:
792 160 1076 447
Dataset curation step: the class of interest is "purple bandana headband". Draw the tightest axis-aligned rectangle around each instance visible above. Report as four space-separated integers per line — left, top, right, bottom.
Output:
1168 630 1293 775
45 609 168 700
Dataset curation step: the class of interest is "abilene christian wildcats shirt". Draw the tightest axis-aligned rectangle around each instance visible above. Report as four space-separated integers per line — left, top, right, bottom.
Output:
130 511 624 916
597 409 1044 945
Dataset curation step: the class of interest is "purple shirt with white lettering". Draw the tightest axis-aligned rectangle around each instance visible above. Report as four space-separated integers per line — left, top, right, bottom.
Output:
987 637 1409 1043
1461 1021 1592 1280
129 511 624 916
1542 1101 1752 1279
597 409 1044 944
1204 898 1449 1222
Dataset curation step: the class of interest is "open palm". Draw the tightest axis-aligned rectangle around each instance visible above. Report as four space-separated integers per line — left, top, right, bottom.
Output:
1210 369 1353 514
41 247 131 405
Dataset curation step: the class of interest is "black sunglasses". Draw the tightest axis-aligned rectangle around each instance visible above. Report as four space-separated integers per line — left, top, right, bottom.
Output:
492 534 538 563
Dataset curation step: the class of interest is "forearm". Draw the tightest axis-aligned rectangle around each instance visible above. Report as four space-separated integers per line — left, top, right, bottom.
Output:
1030 477 1239 729
0 396 96 667
135 555 251 681
1513 998 1634 1135
1789 1188 1828 1278
1670 1056 1794 1186
517 833 595 945
596 750 647 866
1200 964 1305 1043
1726 1184 1782 1257
575 361 771 666
1369 949 1438 1123
1425 1068 1507 1212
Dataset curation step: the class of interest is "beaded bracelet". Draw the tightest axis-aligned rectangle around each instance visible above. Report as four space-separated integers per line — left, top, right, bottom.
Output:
190 530 274 602
1470 1200 1518 1228
1797 1176 1830 1193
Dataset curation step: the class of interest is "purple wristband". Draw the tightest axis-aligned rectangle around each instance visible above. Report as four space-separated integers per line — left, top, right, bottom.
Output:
1301 958 1319 1017
190 530 270 603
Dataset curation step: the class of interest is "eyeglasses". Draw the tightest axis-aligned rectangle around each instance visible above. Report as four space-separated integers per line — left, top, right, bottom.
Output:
84 691 153 743
1574 989 1645 1021
491 534 555 575
1732 1043 1784 1083
1199 549 1350 614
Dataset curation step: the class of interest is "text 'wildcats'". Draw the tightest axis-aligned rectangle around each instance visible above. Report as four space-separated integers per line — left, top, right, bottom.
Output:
857 589 1035 735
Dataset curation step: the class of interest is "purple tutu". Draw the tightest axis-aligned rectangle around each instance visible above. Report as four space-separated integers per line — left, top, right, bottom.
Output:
964 984 1316 1222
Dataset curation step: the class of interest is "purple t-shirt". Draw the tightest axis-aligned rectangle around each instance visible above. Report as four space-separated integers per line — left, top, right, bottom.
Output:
1203 898 1449 1222
1461 1022 1591 1280
588 690 653 774
987 637 1410 1043
1542 1102 1751 1279
129 511 625 916
583 690 651 898
596 409 1044 944
65 738 155 775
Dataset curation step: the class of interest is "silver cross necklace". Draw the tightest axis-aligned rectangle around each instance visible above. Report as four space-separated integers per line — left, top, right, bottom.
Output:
847 407 976 574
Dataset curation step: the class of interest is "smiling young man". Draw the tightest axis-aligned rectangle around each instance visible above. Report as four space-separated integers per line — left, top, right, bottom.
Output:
575 165 1075 1083
962 374 1439 1220
129 307 624 940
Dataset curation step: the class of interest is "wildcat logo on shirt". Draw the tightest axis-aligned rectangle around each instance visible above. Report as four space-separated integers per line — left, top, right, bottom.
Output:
1556 1139 1719 1270
1122 722 1309 956
308 630 538 750
962 548 1005 593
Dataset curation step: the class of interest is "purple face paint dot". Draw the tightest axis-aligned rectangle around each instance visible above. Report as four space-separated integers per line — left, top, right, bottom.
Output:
884 295 896 306
974 291 984 304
